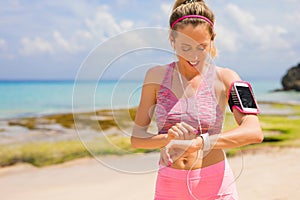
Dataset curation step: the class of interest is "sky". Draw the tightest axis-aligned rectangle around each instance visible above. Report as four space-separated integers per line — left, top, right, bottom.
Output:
0 0 299 81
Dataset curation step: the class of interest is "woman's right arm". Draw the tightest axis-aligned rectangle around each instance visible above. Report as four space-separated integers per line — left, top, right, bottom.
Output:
131 67 170 149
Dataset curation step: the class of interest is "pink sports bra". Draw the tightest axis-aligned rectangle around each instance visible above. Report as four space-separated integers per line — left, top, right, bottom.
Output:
155 62 224 135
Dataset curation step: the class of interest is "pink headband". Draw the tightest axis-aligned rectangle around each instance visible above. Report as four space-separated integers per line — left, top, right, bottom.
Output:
171 15 214 29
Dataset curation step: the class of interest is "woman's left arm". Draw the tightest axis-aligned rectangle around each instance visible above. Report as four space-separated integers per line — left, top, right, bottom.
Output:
209 67 263 149
210 111 263 149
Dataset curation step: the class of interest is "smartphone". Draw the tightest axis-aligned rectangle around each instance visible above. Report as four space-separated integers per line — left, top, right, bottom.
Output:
230 81 260 114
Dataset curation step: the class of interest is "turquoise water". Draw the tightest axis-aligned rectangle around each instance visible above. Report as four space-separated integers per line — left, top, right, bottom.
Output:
0 79 299 120
0 80 143 119
251 80 300 104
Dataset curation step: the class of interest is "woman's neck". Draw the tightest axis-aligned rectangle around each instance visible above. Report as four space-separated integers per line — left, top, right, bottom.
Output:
176 61 202 81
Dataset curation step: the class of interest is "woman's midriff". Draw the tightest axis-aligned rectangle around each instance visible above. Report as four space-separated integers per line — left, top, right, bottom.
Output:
168 149 225 170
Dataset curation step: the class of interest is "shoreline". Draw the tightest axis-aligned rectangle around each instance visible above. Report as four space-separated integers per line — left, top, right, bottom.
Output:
1 98 300 121
0 105 139 121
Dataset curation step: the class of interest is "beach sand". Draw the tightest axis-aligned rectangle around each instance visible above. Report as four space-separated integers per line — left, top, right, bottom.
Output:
0 148 300 200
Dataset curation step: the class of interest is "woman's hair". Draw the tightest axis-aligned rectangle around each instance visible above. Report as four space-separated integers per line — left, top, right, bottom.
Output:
170 0 217 57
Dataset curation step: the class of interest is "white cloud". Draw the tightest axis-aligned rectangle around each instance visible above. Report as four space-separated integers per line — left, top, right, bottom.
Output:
153 2 172 27
225 4 289 51
71 5 136 53
53 31 85 53
161 3 172 17
53 31 72 53
215 25 239 52
85 6 122 39
20 37 54 56
0 39 6 50
18 5 135 56
53 30 93 54
120 20 134 30
286 12 300 26
0 38 15 59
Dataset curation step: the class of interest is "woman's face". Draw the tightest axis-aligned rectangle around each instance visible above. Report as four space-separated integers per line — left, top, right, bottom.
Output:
173 24 212 69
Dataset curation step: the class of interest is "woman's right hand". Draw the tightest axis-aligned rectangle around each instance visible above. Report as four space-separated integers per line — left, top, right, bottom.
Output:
160 141 185 167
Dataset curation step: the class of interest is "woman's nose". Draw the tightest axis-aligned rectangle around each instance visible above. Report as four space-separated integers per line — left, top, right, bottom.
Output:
189 51 199 61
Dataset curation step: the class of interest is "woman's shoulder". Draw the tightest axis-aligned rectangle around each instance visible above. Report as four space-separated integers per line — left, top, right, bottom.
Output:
216 66 241 88
144 63 171 84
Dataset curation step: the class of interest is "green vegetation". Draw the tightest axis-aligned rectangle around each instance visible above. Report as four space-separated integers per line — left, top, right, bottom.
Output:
0 135 156 167
225 102 300 155
0 140 89 167
1 102 300 167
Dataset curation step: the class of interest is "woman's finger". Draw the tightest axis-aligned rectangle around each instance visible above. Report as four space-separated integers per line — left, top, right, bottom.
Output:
161 147 173 166
176 123 189 134
167 129 178 140
172 125 184 139
160 149 168 166
181 122 198 134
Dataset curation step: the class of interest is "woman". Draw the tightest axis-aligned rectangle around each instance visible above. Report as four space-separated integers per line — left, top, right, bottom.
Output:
131 0 263 199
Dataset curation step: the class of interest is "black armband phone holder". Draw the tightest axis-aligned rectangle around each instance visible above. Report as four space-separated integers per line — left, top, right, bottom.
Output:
228 81 260 114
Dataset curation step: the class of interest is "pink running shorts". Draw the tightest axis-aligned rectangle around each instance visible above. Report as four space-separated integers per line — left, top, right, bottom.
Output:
154 160 238 200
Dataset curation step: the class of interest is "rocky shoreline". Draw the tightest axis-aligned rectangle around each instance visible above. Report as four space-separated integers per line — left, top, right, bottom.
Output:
0 108 137 145
0 101 299 145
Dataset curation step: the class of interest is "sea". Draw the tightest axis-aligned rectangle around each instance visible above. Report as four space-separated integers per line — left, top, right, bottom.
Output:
0 79 299 120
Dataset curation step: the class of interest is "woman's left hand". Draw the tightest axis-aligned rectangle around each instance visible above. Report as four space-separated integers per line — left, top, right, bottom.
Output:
160 137 203 166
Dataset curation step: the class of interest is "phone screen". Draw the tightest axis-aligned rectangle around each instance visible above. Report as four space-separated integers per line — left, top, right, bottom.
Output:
236 86 257 109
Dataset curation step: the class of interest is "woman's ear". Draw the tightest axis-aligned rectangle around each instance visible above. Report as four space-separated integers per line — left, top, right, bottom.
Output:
169 36 175 48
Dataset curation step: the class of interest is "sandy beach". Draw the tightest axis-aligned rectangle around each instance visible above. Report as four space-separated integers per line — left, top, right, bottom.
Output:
0 147 300 200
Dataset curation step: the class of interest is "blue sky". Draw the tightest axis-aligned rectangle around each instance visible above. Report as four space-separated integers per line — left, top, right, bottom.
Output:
0 0 299 81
